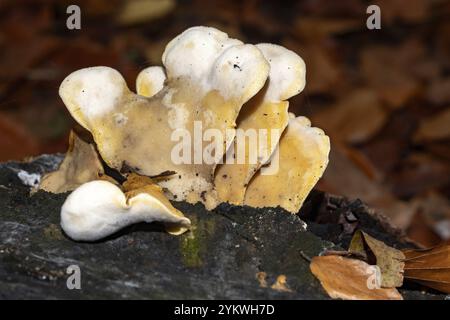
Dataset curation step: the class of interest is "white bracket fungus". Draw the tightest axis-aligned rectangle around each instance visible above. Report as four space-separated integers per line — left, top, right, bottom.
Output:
52 25 331 241
213 44 306 205
136 66 166 97
59 26 270 207
243 114 330 213
61 175 191 241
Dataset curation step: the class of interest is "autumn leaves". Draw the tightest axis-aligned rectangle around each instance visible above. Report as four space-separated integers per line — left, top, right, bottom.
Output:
310 230 450 299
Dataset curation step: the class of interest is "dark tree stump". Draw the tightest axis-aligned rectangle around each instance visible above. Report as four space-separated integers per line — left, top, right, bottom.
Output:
0 155 446 299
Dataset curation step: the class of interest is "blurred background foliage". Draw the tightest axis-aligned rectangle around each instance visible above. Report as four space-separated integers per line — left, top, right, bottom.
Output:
0 0 449 246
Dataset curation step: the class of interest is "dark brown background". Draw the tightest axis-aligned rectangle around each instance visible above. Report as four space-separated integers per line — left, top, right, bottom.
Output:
0 0 449 246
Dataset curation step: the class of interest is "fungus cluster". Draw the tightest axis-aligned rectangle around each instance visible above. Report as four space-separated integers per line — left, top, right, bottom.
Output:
42 26 330 241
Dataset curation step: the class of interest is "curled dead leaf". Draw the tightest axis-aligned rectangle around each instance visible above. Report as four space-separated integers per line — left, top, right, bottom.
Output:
349 230 405 288
310 255 403 300
122 173 190 235
39 130 114 193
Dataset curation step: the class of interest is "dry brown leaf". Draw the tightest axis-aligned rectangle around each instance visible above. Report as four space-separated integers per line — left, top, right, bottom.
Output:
0 36 59 95
344 146 382 182
427 78 450 105
255 272 292 292
360 41 423 109
318 143 417 229
310 256 403 300
270 275 292 293
349 230 405 288
377 82 419 110
117 0 175 25
0 112 39 162
411 192 450 241
426 142 450 162
389 153 450 199
122 173 190 235
144 38 171 65
403 244 450 293
256 272 268 288
371 197 419 232
58 0 120 17
407 211 443 248
284 41 343 95
122 173 186 222
240 0 285 35
403 245 450 268
414 108 450 142
39 131 113 193
360 110 417 174
374 0 430 25
319 143 384 200
294 17 361 41
311 89 387 144
300 0 367 17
